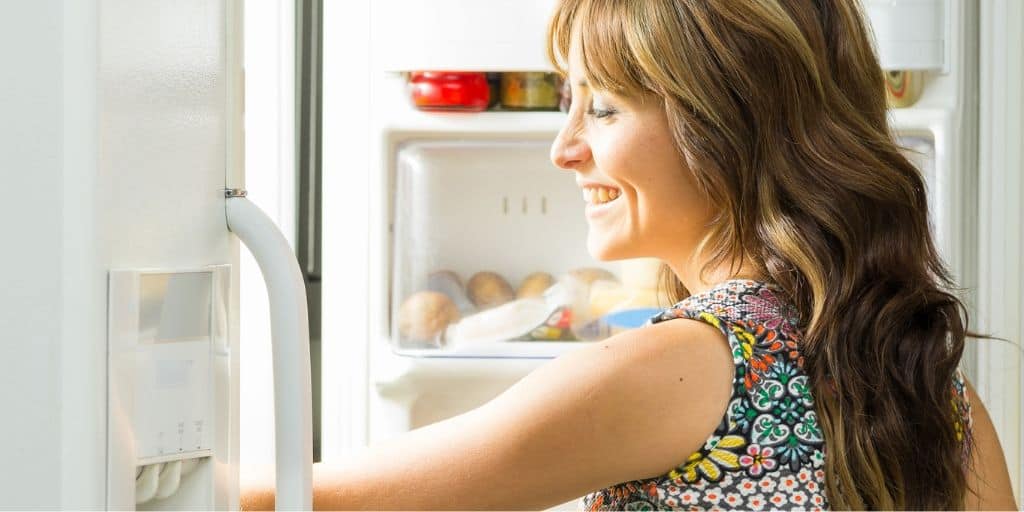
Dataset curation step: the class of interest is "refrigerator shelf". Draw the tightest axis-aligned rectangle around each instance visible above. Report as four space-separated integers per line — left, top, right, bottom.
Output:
371 343 577 396
377 108 566 139
374 72 567 137
388 339 594 360
889 106 954 135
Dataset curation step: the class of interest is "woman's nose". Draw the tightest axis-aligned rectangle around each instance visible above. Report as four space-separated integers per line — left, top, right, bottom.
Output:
550 129 591 171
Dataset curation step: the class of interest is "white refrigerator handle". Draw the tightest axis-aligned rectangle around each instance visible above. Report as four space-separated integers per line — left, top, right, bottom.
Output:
226 192 314 511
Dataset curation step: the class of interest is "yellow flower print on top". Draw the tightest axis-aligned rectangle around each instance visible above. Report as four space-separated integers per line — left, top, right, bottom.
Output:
952 397 964 442
668 435 746 483
731 325 755 361
698 312 722 330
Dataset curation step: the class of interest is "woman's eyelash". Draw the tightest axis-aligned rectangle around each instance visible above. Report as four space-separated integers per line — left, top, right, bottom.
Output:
586 106 616 119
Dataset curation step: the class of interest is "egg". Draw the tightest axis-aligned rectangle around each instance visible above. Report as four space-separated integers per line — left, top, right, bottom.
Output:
517 272 556 299
466 271 515 309
397 291 460 343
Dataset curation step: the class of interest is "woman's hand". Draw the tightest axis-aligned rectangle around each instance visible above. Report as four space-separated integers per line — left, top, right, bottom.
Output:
239 463 276 511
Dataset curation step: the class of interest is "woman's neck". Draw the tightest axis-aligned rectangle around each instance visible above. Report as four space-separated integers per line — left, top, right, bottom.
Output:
666 253 764 296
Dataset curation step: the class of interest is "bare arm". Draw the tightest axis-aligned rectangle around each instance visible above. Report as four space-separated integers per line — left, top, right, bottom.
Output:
241 318 734 510
963 377 1018 511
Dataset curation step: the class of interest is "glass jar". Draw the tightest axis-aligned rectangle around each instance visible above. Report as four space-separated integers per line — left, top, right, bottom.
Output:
408 71 490 112
884 70 924 108
500 72 561 111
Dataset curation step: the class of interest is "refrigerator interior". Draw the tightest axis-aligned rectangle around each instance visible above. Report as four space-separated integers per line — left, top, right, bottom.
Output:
389 139 661 357
309 0 1024 506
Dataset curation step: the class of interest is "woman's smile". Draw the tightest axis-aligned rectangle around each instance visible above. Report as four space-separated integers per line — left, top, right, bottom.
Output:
580 183 623 219
583 188 622 219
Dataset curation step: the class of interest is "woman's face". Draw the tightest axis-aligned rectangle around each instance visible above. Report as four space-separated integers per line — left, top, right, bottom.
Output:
550 38 715 267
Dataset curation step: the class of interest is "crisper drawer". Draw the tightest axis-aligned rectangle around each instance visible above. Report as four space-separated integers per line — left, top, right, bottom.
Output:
390 140 668 357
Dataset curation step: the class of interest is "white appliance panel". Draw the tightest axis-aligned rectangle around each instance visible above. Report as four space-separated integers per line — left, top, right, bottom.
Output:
370 0 556 72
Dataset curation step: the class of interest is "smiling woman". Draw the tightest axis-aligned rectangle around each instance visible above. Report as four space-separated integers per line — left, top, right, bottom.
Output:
546 0 1016 509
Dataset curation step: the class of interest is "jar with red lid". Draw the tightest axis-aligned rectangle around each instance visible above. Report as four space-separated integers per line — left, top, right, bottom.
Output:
408 72 490 112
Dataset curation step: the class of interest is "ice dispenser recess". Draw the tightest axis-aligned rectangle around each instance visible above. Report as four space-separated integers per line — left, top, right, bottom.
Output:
390 140 671 356
107 266 230 508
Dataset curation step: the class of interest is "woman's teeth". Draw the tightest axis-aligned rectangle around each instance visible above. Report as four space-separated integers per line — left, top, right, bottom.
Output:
584 187 621 205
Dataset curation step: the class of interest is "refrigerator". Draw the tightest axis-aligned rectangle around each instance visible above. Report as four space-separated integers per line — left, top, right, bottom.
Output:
1 0 1021 509
313 0 1024 507
0 0 313 509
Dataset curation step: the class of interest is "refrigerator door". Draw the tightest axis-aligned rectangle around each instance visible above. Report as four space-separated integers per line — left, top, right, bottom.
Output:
94 0 244 507
1 0 313 509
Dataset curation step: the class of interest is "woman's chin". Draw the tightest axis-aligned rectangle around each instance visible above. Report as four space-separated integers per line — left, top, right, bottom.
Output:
587 234 630 261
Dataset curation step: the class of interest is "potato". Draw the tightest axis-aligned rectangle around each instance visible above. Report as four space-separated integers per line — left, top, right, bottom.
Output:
466 271 515 309
428 270 464 290
517 272 555 299
397 291 460 342
568 267 618 285
427 270 475 314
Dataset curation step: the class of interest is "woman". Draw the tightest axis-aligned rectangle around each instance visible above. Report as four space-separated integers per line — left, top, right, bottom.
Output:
243 0 1017 509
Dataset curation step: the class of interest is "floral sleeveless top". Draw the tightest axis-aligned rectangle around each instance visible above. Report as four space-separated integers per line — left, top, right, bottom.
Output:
580 279 974 511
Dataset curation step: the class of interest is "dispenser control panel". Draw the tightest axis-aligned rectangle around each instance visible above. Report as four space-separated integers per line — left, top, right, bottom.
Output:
108 268 230 464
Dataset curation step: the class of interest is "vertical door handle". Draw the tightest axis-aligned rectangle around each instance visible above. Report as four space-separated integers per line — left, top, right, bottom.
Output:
226 192 313 511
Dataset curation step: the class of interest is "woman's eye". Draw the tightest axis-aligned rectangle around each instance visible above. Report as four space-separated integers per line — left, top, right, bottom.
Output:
586 105 617 119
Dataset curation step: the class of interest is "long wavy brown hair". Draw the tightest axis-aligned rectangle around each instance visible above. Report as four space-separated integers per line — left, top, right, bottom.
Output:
548 0 974 508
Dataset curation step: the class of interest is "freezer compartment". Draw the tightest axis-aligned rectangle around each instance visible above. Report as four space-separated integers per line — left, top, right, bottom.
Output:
390 140 669 356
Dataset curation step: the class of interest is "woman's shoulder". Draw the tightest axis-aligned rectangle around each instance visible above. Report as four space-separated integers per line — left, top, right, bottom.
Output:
650 279 808 380
579 280 829 510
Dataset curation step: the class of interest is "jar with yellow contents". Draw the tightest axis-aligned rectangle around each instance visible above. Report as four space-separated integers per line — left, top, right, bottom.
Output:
500 72 562 111
884 70 924 108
